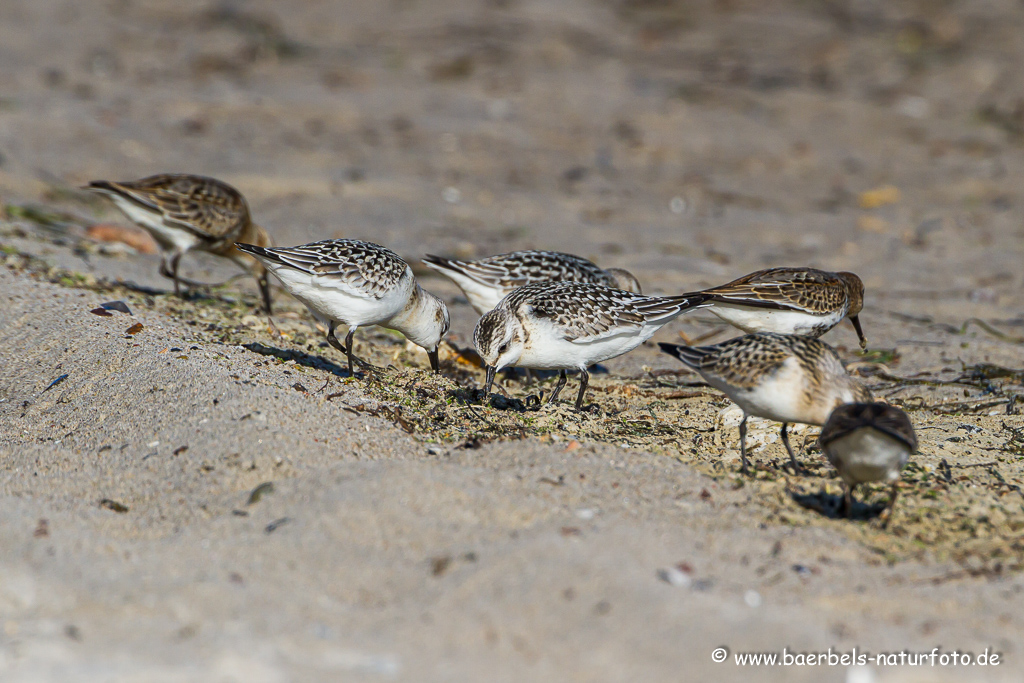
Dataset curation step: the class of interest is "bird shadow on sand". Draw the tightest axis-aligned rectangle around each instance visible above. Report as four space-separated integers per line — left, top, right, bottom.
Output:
503 365 610 383
115 280 170 297
791 489 889 521
487 392 544 412
243 341 358 378
117 275 253 305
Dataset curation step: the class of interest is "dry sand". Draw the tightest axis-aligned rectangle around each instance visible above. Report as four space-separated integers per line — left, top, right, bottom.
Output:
1 0 1024 680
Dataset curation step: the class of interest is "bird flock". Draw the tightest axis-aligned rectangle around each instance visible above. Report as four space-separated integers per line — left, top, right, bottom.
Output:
85 172 919 524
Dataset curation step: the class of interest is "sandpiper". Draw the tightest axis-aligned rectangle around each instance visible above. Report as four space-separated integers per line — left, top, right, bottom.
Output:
475 282 708 410
236 239 449 376
422 250 642 314
85 174 274 312
819 402 916 525
690 267 866 349
659 333 872 474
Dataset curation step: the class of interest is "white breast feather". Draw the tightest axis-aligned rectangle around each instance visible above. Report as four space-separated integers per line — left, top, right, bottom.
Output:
826 428 910 485
442 271 504 314
265 262 411 327
710 357 812 425
709 303 843 336
109 195 201 254
516 316 658 370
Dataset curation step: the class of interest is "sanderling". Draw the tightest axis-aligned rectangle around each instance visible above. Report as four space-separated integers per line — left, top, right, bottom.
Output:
819 402 916 525
422 250 641 314
85 174 274 312
659 333 872 474
691 267 866 349
475 282 707 410
236 239 449 376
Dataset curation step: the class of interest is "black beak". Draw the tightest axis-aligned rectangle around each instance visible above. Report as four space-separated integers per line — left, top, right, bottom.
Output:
850 315 867 350
428 348 440 373
483 366 496 396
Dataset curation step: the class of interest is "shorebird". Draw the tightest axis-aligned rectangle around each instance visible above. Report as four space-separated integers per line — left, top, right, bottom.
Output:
659 333 872 474
475 281 708 410
819 402 916 525
236 239 449 376
84 173 274 312
689 267 867 349
422 250 641 314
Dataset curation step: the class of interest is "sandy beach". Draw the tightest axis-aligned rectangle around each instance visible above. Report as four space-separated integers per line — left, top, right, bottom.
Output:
1 0 1023 680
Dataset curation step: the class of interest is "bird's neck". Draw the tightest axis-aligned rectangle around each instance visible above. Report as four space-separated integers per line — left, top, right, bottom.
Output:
390 285 437 347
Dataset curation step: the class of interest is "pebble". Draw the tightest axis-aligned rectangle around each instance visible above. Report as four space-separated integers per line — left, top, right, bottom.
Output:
846 666 876 683
97 241 137 257
657 567 692 588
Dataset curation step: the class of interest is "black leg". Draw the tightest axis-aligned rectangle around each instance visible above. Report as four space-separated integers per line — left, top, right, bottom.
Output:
739 415 749 475
326 322 353 376
161 254 184 296
345 328 356 378
574 368 590 411
327 321 347 353
326 323 364 377
258 272 273 314
881 482 899 529
842 483 856 518
548 370 568 404
170 253 183 297
780 422 804 474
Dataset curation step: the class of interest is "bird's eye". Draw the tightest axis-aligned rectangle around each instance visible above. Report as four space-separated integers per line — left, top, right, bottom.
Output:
498 342 509 355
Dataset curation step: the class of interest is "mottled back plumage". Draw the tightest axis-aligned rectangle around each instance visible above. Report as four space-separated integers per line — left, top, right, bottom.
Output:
702 267 859 314
88 173 251 244
820 402 918 452
665 333 849 390
241 239 409 299
502 281 704 342
423 250 637 291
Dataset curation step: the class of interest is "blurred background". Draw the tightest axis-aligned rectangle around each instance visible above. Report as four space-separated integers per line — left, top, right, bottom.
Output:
0 0 1022 344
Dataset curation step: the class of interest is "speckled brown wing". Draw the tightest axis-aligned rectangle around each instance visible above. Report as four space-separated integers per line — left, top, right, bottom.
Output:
505 282 702 342
103 174 250 241
704 267 849 314
250 239 409 299
820 403 918 451
659 333 840 389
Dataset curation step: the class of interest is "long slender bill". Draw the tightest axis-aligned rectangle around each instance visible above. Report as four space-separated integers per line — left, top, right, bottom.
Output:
850 315 867 350
483 366 496 395
428 349 440 373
